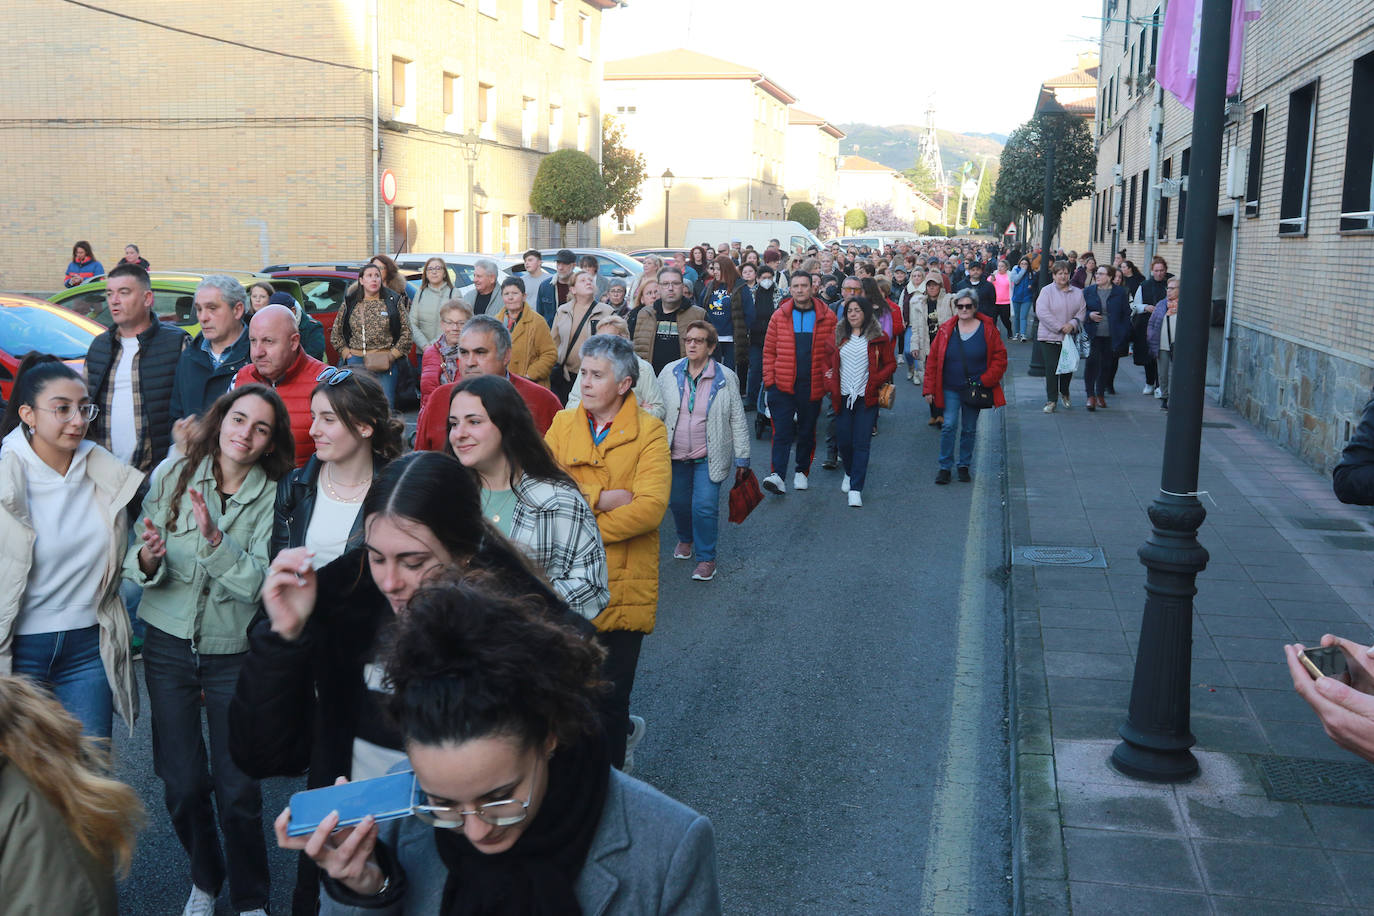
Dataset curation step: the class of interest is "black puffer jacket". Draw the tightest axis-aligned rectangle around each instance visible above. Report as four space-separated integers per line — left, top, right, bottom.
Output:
1334 390 1374 506
170 329 251 422
85 320 190 473
271 455 388 556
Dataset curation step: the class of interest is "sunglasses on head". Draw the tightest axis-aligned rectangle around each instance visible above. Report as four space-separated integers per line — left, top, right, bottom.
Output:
317 367 353 386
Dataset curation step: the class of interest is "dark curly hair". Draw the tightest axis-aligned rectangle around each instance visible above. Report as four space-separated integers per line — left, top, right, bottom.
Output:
383 575 606 751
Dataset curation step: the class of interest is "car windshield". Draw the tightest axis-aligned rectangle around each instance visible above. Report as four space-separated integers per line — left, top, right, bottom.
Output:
0 307 95 359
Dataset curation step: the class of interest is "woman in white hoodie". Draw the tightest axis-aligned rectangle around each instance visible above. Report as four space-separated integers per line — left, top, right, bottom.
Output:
0 354 142 739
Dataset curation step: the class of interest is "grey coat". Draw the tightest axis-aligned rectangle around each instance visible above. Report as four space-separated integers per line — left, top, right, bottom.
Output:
320 769 721 915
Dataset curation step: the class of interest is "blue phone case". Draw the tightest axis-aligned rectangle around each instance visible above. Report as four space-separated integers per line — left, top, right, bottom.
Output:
287 770 419 837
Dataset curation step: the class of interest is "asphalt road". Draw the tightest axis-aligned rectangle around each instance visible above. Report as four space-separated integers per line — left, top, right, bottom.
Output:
110 381 1012 914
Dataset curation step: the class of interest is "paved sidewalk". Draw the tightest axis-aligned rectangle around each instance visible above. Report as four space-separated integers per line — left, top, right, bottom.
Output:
1001 341 1374 914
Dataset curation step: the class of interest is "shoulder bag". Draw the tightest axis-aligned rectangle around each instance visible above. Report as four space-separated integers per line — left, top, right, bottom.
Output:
550 305 598 403
954 326 995 409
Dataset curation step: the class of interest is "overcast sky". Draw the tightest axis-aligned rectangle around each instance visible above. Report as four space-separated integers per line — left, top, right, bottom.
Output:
602 0 1102 136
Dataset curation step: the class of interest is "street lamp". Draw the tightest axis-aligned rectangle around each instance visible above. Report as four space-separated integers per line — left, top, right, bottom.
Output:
781 191 790 219
661 168 675 248
459 130 481 250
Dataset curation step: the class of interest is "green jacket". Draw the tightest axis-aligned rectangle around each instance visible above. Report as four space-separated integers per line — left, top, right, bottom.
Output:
123 456 273 655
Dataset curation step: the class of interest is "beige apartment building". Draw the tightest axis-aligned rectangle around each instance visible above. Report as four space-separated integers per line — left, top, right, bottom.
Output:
835 157 942 228
784 108 845 210
2 0 614 293
1092 0 1374 471
600 49 793 251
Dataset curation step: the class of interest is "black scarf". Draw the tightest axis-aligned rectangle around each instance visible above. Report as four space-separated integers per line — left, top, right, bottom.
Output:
434 734 611 915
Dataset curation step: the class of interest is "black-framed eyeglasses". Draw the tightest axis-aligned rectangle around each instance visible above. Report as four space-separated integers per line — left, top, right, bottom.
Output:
34 403 99 423
955 301 977 310
317 367 353 386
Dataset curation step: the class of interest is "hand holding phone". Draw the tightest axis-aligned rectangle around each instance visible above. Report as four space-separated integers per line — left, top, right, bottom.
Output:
1299 645 1349 681
275 776 391 897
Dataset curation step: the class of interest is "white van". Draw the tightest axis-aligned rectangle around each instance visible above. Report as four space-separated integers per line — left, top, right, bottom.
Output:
683 219 824 255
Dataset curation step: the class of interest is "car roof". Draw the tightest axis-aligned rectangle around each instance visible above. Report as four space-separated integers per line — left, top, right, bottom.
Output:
262 260 370 272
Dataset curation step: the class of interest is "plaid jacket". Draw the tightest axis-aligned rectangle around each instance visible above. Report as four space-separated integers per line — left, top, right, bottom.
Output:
507 475 609 621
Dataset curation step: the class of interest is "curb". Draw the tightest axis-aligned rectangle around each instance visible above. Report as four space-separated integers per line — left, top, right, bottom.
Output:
1002 393 1072 915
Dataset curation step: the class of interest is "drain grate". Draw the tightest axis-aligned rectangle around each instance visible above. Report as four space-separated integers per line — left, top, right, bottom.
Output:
1324 534 1374 551
1292 516 1367 532
1011 546 1107 568
1253 754 1374 807
1201 421 1236 429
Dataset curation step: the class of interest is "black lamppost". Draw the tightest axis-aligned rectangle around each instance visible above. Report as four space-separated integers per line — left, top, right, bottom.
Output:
1112 0 1233 782
1027 144 1055 377
661 168 675 247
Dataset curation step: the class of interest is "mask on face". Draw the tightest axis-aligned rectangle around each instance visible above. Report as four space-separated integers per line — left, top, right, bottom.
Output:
759 278 774 289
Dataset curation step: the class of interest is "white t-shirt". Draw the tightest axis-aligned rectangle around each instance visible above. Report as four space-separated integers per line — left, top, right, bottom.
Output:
304 482 360 568
109 336 140 464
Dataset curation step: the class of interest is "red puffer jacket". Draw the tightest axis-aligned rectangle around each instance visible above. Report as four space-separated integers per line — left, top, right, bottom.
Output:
762 299 838 401
829 333 897 411
232 349 327 467
922 313 1008 410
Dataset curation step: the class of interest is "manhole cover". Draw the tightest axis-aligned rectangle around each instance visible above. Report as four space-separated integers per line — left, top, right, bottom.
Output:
1011 546 1107 568
1253 755 1374 807
1325 534 1374 551
1292 516 1366 532
1201 421 1236 429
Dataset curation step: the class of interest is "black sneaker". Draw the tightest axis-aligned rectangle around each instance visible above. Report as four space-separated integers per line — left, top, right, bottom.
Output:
935 468 952 485
957 466 972 482
821 451 839 470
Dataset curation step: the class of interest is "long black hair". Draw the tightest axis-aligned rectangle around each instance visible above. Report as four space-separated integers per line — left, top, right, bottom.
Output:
444 375 575 490
0 353 86 441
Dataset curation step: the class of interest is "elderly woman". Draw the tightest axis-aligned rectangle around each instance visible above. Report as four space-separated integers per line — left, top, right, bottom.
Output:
419 299 471 405
906 275 955 424
656 320 749 582
1082 264 1132 410
1146 275 1181 411
567 314 664 420
546 334 670 770
1034 261 1087 413
493 276 556 387
605 277 630 317
923 290 1007 485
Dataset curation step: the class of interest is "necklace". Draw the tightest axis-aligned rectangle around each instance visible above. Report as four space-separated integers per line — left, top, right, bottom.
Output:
323 463 371 503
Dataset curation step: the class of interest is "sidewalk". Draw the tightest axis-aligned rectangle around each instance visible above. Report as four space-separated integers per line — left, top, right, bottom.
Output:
1001 341 1374 914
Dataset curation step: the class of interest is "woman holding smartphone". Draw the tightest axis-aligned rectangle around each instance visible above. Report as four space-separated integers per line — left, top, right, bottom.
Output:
275 578 722 914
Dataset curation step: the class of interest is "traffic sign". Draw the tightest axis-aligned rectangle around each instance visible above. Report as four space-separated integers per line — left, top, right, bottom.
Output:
380 169 397 205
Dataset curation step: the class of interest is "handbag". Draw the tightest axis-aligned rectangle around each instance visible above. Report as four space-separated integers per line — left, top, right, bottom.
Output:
877 381 896 410
728 467 764 523
1075 326 1093 359
953 325 995 409
359 316 393 373
551 304 599 403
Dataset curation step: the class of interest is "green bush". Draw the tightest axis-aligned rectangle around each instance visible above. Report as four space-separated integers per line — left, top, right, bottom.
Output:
787 201 820 231
843 208 868 231
913 219 930 235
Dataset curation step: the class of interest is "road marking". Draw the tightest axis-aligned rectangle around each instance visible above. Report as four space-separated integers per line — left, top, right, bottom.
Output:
918 413 996 915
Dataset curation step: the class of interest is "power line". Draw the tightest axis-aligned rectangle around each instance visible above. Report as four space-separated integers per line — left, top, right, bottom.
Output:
56 0 372 74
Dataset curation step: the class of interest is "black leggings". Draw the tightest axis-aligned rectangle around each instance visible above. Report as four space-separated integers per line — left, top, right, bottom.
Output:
996 304 1013 337
1038 341 1074 400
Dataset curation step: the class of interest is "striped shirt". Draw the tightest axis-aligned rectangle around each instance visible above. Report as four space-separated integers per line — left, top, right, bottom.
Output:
839 335 869 408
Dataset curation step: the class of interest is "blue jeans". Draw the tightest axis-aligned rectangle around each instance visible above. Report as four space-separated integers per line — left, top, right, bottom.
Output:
1013 299 1032 336
670 460 722 562
765 387 822 476
746 345 765 410
344 355 399 405
835 399 878 491
10 625 112 739
939 387 980 470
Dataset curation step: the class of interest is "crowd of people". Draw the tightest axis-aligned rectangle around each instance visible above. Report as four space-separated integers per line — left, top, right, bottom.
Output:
3 231 1203 914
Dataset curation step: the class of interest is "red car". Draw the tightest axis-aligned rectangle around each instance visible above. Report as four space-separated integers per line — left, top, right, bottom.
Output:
0 294 105 402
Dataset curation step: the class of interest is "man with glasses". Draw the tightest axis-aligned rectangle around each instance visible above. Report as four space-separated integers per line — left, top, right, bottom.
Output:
630 268 706 374
231 304 326 467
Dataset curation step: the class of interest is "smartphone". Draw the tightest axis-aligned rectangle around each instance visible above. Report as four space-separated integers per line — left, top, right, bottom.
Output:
1300 645 1349 680
287 771 419 837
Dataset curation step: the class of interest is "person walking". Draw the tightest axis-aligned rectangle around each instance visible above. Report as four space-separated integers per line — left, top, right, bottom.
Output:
657 321 750 581
494 276 557 388
760 273 837 496
1009 256 1036 341
1147 275 1181 410
699 255 751 370
1082 264 1132 410
1134 256 1172 397
0 355 141 740
906 275 954 426
127 385 296 916
330 263 413 406
745 264 782 412
630 268 707 375
1034 261 1086 413
550 273 614 404
923 291 1008 483
991 259 1014 338
829 298 895 508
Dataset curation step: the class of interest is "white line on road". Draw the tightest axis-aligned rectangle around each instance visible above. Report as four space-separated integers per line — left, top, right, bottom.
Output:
918 412 997 915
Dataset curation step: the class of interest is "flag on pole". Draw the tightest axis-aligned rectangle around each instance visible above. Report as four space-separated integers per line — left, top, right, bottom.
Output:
1157 0 1263 110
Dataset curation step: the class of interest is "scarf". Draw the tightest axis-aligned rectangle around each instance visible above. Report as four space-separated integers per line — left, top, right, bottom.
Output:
440 340 462 386
434 734 611 916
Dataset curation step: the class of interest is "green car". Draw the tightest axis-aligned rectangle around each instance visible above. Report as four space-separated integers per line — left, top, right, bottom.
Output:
50 270 305 337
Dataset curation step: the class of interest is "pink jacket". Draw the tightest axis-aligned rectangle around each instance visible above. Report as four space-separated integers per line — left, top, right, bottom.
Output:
1034 284 1087 342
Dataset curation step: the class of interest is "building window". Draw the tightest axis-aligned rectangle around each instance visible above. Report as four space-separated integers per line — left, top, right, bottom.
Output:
548 0 563 47
577 113 589 152
393 207 412 253
476 211 490 252
547 104 562 152
1279 81 1318 236
477 82 493 137
503 214 519 252
522 0 539 35
1127 174 1137 241
1156 159 1171 240
1176 147 1190 239
1150 8 1160 70
1245 108 1265 218
577 12 591 58
442 72 462 133
612 212 635 234
1138 167 1149 240
391 56 415 123
521 96 536 148
444 209 459 250
478 0 497 18
1340 53 1374 231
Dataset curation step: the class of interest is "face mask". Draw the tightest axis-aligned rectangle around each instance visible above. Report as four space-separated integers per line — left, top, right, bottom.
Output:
759 278 774 289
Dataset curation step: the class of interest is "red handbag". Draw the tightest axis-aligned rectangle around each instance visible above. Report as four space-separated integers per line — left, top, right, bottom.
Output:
728 468 764 524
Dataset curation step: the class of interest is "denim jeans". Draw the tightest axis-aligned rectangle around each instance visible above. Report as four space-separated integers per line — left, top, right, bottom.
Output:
1013 300 1032 336
670 459 722 562
143 626 269 911
939 388 980 470
11 624 112 739
835 399 879 491
765 388 822 476
344 355 399 406
1084 335 1116 397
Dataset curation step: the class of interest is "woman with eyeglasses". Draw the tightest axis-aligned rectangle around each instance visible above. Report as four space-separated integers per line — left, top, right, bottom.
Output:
276 579 721 915
274 368 405 568
0 354 141 739
419 300 472 405
923 291 1007 485
409 257 454 353
126 384 296 916
229 451 596 915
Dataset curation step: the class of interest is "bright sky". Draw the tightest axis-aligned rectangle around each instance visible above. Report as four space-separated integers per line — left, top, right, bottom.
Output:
602 0 1102 136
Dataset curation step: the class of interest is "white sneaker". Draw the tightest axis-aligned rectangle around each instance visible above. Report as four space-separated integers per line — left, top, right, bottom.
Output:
848 490 863 508
181 886 215 916
240 910 269 916
1154 387 1163 399
1043 401 1056 413
793 471 809 491
1143 384 1154 394
626 715 646 753
762 472 785 495
841 474 850 493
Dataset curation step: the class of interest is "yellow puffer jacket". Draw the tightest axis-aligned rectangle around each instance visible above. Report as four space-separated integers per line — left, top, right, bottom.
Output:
497 305 557 386
545 393 669 634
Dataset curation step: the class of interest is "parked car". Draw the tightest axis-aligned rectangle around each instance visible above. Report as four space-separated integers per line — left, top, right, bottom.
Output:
507 248 643 283
262 265 372 364
0 294 104 401
392 253 517 293
626 248 685 262
50 270 304 337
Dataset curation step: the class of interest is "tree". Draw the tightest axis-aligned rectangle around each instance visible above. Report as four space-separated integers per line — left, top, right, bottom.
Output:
787 201 820 231
529 149 607 245
991 112 1094 239
974 161 998 227
902 158 940 198
858 201 909 232
818 205 844 239
914 219 931 235
600 116 646 224
844 208 868 231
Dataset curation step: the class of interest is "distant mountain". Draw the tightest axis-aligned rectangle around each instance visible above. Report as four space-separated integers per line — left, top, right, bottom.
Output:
834 123 1005 176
